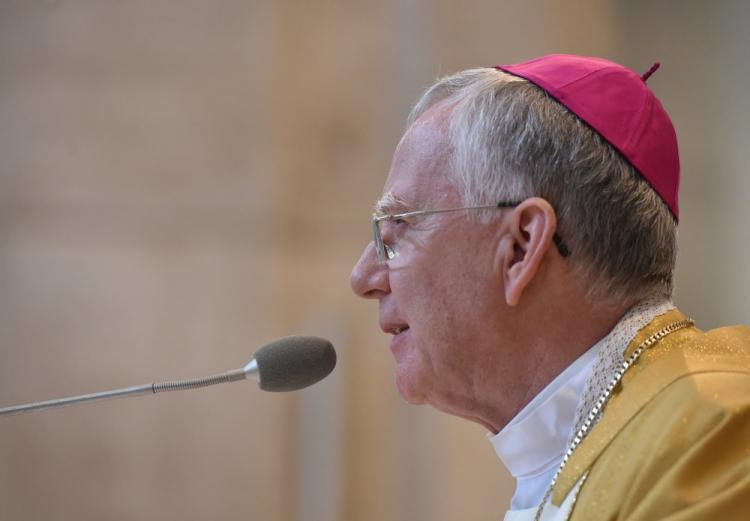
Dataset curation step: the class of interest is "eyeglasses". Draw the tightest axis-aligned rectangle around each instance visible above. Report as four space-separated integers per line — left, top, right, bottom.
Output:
372 201 570 263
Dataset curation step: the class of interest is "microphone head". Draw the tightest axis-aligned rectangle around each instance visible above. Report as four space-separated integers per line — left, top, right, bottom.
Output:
253 336 336 392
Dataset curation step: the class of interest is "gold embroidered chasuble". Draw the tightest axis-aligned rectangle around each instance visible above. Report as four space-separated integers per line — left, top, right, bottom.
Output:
549 309 750 519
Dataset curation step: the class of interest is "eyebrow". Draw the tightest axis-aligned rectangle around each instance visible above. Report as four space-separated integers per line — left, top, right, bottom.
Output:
373 192 410 215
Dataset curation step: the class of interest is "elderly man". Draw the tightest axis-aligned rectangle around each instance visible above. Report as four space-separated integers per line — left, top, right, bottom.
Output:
350 54 750 520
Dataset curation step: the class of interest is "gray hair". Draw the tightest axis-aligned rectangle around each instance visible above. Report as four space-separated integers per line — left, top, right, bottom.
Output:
408 68 677 304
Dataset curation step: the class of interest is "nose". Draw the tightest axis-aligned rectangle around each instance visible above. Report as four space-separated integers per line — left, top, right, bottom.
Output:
350 242 390 299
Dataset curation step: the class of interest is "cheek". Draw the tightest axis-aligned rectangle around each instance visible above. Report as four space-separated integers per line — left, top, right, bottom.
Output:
400 258 502 344
390 263 455 326
391 269 466 364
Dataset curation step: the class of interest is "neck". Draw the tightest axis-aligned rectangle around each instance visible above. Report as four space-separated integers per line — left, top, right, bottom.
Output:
482 291 633 434
521 301 628 413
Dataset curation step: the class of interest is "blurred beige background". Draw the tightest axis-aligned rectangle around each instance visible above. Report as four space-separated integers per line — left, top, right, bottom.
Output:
0 1 748 520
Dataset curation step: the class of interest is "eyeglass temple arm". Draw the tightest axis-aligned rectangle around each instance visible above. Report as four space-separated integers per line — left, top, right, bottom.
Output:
496 202 570 258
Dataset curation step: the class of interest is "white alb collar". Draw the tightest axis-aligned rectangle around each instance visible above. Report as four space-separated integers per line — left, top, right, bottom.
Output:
489 340 598 480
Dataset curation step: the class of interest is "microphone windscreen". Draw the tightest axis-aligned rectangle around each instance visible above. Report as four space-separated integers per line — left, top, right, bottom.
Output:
254 336 336 392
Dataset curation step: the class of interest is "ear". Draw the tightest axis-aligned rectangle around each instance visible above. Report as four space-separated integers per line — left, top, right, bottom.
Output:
501 198 558 306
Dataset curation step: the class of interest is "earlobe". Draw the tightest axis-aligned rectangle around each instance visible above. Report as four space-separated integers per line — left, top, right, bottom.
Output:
502 198 558 306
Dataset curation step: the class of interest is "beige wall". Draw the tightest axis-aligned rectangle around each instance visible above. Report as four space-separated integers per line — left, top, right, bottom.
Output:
0 1 747 520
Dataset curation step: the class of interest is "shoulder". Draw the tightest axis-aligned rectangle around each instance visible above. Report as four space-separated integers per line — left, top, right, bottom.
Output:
639 323 750 413
569 323 750 520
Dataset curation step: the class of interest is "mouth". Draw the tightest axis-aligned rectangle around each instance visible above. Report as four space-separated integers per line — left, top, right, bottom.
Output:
381 323 410 336
385 324 410 357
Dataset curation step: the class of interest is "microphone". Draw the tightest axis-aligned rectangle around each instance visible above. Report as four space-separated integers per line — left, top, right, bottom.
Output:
0 335 336 418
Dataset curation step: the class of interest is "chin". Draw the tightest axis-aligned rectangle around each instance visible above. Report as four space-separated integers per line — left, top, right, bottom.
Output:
394 367 430 405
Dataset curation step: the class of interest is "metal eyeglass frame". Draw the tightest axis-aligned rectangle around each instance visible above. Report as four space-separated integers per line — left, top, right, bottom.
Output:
372 201 570 263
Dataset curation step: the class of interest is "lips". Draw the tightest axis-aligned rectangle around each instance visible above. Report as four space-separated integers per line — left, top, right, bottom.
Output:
380 322 410 336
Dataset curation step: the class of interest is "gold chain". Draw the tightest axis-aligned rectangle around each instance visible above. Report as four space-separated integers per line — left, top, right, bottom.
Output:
533 318 694 521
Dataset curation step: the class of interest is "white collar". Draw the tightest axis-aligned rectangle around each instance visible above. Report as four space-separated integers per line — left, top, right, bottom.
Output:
489 298 675 510
488 340 598 507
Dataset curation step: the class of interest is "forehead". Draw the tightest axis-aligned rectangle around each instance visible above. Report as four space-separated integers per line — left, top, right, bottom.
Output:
379 105 459 212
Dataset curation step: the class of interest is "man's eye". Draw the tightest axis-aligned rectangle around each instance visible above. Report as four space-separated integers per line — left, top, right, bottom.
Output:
380 218 407 240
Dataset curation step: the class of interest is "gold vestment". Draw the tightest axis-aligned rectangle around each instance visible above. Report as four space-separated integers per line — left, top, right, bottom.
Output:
553 309 750 520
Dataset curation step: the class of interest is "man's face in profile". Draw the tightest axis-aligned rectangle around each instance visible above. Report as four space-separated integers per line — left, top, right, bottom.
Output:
350 106 517 423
